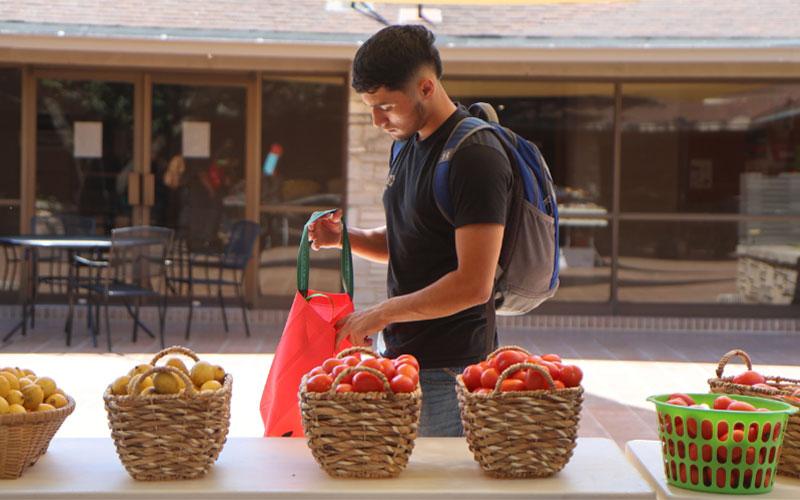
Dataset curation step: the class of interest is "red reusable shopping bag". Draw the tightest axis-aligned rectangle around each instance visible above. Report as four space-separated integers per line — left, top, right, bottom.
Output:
259 210 354 437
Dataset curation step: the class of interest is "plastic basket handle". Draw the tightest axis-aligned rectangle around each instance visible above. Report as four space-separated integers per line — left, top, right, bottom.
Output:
716 349 753 378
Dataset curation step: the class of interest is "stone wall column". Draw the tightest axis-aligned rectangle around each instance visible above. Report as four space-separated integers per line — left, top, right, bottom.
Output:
346 88 392 309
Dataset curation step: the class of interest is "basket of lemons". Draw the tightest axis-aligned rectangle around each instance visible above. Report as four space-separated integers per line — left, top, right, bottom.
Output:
0 367 75 479
103 346 231 480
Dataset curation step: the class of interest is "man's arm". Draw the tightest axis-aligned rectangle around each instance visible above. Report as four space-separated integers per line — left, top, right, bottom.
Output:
335 222 503 346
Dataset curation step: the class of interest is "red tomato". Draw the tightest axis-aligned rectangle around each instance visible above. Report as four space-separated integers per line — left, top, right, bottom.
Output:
713 395 733 410
728 401 756 412
688 443 698 461
322 358 343 374
340 355 360 367
357 358 383 372
668 393 696 406
701 420 713 439
480 368 499 390
526 355 542 364
541 353 562 363
732 370 766 386
331 364 353 384
390 374 416 393
474 388 492 395
732 429 745 442
667 398 688 406
307 366 326 378
690 467 699 485
306 374 333 393
380 358 397 379
462 365 484 392
560 365 583 387
478 361 490 371
687 418 697 437
335 383 353 393
538 360 562 381
396 364 419 385
553 380 566 390
352 372 384 393
524 368 549 391
394 354 419 371
500 379 526 392
510 369 528 382
493 350 528 374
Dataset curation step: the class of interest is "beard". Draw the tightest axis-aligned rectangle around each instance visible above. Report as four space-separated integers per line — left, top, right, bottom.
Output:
389 99 428 141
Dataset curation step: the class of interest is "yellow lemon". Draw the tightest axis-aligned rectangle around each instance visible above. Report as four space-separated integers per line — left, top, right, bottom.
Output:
200 380 222 392
0 396 8 414
139 386 156 397
0 371 19 390
35 377 57 399
21 384 44 411
21 368 36 378
6 389 23 406
111 376 131 396
36 403 56 412
1 367 19 377
190 361 215 387
128 364 151 377
45 393 68 409
153 372 181 395
213 365 226 382
8 403 26 414
165 358 189 374
0 375 9 398
17 377 32 388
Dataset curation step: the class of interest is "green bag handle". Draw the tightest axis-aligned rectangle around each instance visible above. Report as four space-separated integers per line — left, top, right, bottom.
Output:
297 209 353 299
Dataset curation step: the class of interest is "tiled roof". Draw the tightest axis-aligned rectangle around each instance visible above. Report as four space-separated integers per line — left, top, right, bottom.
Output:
1 0 799 45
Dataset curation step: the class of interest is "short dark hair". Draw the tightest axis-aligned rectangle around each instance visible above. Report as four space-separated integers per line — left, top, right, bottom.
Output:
351 25 443 94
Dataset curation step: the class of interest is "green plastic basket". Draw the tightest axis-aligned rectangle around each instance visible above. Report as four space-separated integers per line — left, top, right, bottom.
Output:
648 393 798 495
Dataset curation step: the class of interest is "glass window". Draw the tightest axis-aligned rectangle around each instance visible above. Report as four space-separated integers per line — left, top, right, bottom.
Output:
616 220 788 304
0 68 21 204
621 83 800 214
36 78 134 233
555 223 611 302
259 75 347 299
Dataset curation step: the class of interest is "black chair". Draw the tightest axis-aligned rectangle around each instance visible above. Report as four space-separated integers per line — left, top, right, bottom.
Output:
75 226 173 351
169 220 260 339
28 214 96 329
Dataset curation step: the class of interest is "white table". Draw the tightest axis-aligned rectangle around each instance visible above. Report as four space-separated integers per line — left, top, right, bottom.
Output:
2 437 654 499
625 440 800 499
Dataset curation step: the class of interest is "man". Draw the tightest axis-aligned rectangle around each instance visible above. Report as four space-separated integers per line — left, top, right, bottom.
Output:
308 24 512 436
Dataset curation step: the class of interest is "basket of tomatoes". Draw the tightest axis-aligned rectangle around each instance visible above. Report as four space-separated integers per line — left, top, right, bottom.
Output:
456 345 584 478
298 346 421 478
649 392 797 494
708 349 800 478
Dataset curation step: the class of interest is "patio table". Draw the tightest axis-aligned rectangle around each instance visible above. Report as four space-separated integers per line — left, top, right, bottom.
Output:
0 437 655 499
625 439 800 499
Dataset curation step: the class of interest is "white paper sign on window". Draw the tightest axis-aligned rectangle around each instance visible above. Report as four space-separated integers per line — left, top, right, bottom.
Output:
74 121 103 158
182 121 210 158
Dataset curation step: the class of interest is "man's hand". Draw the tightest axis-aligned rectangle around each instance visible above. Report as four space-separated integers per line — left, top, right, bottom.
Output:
335 306 387 348
308 209 343 251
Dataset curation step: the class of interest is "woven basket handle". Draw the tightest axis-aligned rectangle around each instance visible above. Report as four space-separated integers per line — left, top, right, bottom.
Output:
149 345 201 366
493 362 555 395
336 346 380 359
329 365 392 394
716 349 753 378
486 345 531 361
129 365 197 396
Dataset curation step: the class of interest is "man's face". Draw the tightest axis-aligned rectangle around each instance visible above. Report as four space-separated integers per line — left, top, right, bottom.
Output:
361 85 426 141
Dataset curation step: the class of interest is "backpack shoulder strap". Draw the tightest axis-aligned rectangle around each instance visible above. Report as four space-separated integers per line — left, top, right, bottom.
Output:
434 116 497 225
390 140 408 166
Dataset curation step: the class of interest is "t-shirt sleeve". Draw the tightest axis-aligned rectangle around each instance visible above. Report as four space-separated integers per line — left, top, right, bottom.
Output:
448 133 513 228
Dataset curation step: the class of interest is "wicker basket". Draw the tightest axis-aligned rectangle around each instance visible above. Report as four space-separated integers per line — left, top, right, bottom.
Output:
708 349 800 479
0 395 75 479
299 346 421 478
103 346 232 481
456 345 583 478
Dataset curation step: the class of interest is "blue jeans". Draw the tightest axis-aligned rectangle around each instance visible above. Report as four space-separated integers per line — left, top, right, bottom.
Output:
418 366 466 437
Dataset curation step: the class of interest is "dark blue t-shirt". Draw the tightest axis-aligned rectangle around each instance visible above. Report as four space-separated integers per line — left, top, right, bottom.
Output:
381 105 513 368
